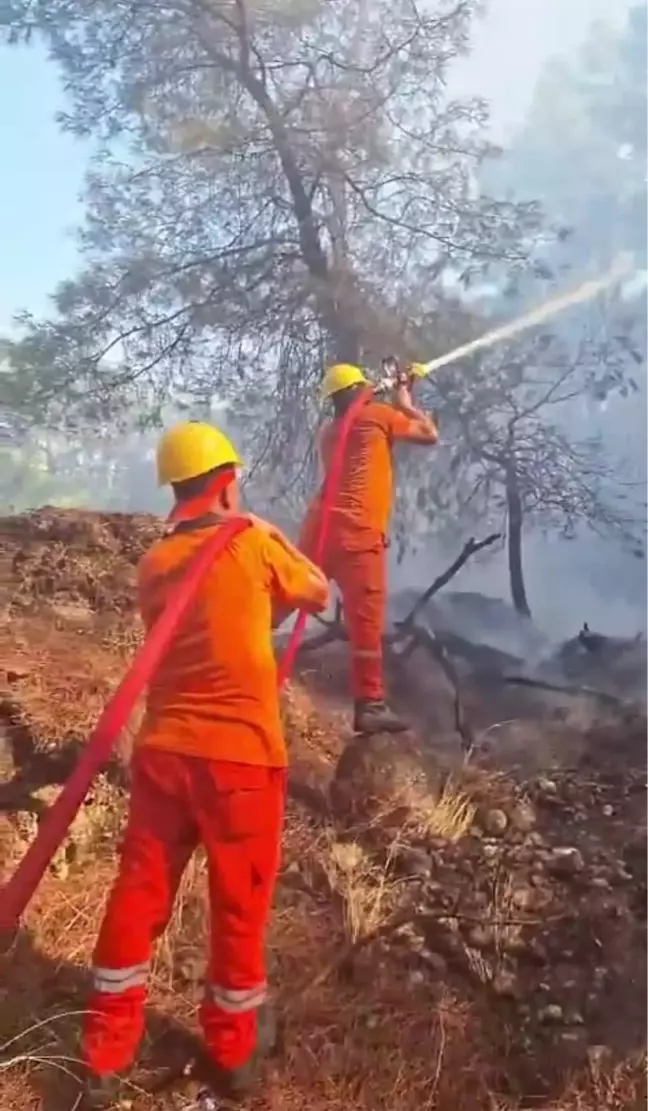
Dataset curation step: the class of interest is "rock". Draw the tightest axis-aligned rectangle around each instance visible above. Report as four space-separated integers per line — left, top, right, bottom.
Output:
537 777 558 796
510 884 533 911
330 732 440 826
602 803 615 817
406 934 426 955
49 856 69 880
422 879 442 897
549 847 585 878
587 1045 610 1071
479 808 509 837
510 800 536 833
396 923 426 955
492 970 519 998
399 847 432 877
467 925 494 950
421 950 448 975
525 938 548 964
560 1030 587 1046
538 1003 564 1024
408 969 426 987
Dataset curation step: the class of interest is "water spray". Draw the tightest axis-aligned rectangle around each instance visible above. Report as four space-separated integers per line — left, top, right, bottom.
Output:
375 254 634 390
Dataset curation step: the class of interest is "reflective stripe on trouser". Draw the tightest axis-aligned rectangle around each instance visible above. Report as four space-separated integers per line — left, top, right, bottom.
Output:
82 749 286 1076
207 983 268 1013
329 544 387 701
92 963 149 994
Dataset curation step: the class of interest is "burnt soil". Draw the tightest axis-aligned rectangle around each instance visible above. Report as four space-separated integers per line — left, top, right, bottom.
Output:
0 508 646 1111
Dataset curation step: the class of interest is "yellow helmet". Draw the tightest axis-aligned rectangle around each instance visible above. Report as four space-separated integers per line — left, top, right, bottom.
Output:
321 362 369 401
156 422 242 486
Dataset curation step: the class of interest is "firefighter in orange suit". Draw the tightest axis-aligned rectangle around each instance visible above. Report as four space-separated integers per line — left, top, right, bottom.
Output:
298 363 438 735
82 422 328 1108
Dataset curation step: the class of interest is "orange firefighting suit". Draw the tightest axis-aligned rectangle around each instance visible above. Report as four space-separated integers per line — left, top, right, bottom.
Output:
82 519 328 1078
299 400 428 702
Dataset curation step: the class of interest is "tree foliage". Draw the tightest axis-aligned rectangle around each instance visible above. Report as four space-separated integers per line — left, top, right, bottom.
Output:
395 312 645 613
2 0 544 466
1 0 644 619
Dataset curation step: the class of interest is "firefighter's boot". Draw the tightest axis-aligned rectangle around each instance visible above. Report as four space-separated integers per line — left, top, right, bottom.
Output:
353 699 408 734
203 1002 277 1102
82 1072 124 1109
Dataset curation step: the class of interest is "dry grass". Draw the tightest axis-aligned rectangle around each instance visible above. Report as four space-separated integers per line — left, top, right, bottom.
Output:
395 774 477 843
0 497 643 1111
319 835 403 943
0 616 143 759
1 814 645 1111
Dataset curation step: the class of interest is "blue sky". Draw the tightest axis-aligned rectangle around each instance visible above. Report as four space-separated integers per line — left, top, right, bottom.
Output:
0 0 630 336
0 43 89 330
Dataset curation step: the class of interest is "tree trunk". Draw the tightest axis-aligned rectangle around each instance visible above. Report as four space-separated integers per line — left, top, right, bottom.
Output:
505 467 531 617
224 42 360 364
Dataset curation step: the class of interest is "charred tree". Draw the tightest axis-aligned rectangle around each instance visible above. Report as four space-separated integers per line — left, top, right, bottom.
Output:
505 463 531 617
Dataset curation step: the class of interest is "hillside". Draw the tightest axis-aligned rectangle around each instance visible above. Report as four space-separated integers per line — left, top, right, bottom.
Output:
0 509 646 1111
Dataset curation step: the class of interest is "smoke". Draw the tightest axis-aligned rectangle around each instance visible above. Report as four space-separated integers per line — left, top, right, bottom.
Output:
1 0 645 652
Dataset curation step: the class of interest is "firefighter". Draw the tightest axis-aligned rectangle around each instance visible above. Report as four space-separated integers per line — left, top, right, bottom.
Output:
82 422 329 1108
298 362 438 735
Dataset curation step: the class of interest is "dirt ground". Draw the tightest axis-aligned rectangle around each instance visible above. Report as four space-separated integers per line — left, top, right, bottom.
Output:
0 509 646 1110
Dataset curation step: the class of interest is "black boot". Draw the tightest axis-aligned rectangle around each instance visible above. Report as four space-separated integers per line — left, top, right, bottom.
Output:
82 1073 124 1109
353 699 408 735
200 1002 277 1102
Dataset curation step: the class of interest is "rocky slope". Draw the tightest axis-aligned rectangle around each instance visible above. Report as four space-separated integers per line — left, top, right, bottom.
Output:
0 509 646 1111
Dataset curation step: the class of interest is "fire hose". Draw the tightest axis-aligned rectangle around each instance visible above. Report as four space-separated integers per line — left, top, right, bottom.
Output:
0 256 631 929
0 387 373 931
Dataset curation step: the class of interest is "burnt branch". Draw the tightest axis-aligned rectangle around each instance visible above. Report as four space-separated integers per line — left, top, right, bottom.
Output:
389 622 476 754
299 532 501 655
501 675 628 708
399 532 502 630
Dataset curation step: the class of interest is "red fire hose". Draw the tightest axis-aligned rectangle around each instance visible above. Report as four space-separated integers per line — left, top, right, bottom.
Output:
277 386 372 683
0 518 251 928
0 386 373 930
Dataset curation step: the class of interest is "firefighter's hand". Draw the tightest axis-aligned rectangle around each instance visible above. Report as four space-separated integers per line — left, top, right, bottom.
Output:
394 380 416 413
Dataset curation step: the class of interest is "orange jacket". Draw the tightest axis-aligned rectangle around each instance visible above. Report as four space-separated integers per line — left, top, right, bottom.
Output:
135 523 328 767
301 400 427 552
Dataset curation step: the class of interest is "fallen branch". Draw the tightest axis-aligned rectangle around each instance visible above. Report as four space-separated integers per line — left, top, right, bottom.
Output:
293 535 506 753
298 532 501 655
311 599 343 631
502 675 628 708
399 532 502 631
389 622 475 754
298 624 346 652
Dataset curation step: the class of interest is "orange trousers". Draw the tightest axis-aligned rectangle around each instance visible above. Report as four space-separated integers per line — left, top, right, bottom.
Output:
83 748 285 1077
299 513 387 701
